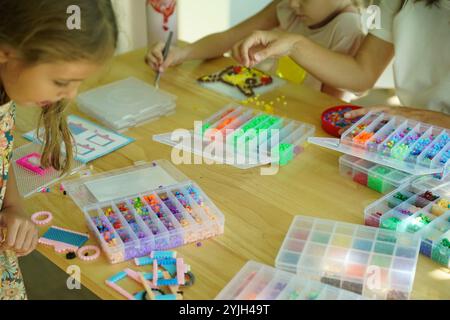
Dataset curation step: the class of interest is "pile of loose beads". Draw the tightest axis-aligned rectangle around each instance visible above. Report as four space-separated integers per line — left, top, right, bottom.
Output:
241 94 287 114
416 191 440 208
172 190 203 224
432 198 450 216
91 216 118 247
142 194 176 231
381 217 402 230
158 192 190 227
116 202 147 239
407 214 433 233
323 107 362 129
130 197 161 235
409 134 436 157
186 185 217 221
367 127 396 151
103 206 131 243
381 127 412 152
391 131 424 159
423 132 449 162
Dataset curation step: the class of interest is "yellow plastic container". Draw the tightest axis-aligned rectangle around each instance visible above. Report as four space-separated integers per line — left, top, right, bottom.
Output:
276 56 307 85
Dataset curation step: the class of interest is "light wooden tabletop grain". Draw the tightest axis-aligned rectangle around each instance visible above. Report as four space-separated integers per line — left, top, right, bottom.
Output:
15 48 449 300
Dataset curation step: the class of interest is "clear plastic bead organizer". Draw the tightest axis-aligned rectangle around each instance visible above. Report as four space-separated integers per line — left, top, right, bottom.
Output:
364 176 450 267
339 155 415 194
275 215 421 300
308 112 450 177
62 160 225 264
215 261 364 300
77 77 177 131
153 104 316 169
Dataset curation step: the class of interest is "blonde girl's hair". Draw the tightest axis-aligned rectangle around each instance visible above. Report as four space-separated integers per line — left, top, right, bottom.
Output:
0 0 118 173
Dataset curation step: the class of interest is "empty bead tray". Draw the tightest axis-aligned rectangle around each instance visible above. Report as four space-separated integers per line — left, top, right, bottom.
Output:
309 112 450 177
153 104 315 169
216 261 364 300
63 161 225 264
275 215 421 300
364 177 449 267
339 155 415 194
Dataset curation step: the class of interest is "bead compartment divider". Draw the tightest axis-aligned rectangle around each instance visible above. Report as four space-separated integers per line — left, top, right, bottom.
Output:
275 215 421 300
364 180 450 267
308 112 450 176
215 261 364 300
153 103 315 169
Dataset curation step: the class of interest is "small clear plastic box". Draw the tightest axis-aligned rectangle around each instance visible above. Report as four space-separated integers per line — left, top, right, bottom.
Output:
215 261 365 300
364 176 450 267
339 155 415 194
153 104 315 169
62 161 225 264
275 215 421 300
77 77 177 131
309 112 450 177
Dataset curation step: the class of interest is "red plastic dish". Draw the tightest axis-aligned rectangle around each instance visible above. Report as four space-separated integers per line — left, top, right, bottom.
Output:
321 105 363 138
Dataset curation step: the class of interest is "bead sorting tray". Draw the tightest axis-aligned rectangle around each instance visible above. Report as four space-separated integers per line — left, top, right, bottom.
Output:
275 215 421 300
216 261 364 300
153 104 315 169
308 112 450 177
62 161 225 263
339 155 415 194
77 77 176 131
364 178 450 267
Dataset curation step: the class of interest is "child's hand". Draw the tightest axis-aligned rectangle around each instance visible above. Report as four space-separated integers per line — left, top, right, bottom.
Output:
0 212 39 257
232 30 302 68
145 42 189 73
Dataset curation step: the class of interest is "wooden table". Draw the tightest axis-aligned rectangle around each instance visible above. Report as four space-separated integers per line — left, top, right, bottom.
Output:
15 48 450 300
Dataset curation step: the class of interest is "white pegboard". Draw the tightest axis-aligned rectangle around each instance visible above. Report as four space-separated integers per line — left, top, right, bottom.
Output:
12 143 85 198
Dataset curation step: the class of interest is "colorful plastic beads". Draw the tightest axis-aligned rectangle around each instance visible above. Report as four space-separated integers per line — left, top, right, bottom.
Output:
173 190 203 224
423 132 449 162
142 195 176 231
381 127 412 152
186 185 217 221
158 193 190 227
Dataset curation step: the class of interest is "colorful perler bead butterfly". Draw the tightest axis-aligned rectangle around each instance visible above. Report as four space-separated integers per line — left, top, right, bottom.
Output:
198 65 273 97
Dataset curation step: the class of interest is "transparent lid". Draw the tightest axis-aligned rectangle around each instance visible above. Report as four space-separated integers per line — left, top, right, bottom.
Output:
62 160 189 210
76 77 177 130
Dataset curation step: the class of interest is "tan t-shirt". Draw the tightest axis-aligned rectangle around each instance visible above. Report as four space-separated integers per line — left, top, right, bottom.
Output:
267 0 365 95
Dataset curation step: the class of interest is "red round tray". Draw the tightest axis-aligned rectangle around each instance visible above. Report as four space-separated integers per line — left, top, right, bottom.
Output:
321 105 363 138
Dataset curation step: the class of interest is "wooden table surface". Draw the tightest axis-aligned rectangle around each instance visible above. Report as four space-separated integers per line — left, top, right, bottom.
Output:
15 48 450 300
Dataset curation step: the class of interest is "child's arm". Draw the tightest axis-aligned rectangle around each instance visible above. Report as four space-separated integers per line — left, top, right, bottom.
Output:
146 0 282 72
0 167 39 256
343 106 450 128
233 31 394 93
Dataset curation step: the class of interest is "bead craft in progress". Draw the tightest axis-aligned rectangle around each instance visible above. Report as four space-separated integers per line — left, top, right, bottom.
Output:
197 65 285 100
